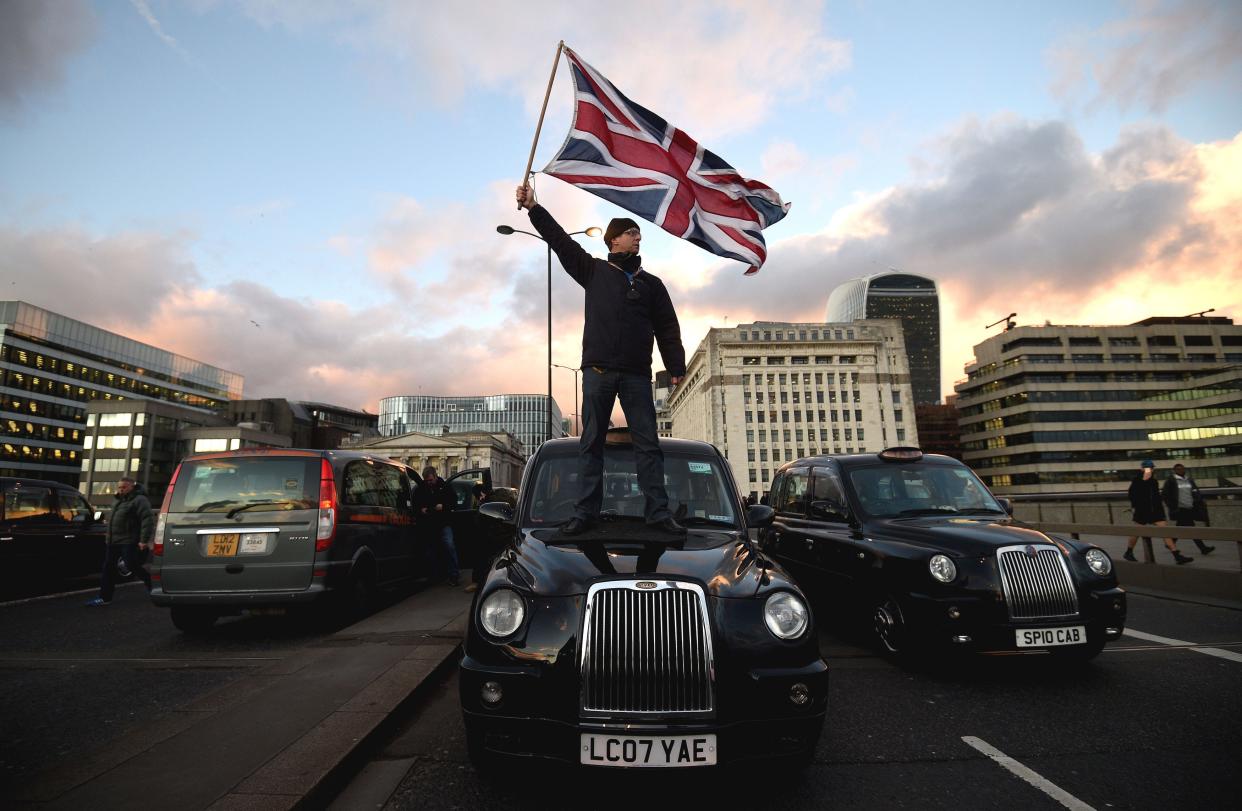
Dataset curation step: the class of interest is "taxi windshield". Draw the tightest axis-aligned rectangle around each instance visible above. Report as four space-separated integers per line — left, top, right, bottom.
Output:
847 464 1004 519
525 450 738 528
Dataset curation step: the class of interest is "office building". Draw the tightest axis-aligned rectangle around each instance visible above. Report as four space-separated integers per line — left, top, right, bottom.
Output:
954 316 1242 494
825 272 941 405
666 320 917 500
1 301 242 485
914 396 963 460
379 394 564 457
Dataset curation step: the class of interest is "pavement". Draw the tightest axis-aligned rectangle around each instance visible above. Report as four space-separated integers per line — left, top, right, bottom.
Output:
11 582 474 811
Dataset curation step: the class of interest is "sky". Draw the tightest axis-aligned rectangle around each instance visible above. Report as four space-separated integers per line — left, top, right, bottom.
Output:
2 0 1240 421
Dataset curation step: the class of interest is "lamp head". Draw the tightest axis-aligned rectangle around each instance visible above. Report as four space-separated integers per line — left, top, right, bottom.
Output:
496 225 515 235
585 226 602 237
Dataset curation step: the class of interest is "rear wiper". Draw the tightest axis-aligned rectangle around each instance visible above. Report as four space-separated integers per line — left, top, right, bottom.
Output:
225 500 288 518
895 507 961 517
194 500 237 513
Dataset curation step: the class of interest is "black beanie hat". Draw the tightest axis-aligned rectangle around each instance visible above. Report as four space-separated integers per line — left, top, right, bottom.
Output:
604 217 640 246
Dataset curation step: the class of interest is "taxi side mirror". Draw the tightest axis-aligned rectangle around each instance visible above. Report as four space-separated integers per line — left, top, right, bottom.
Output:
996 497 1013 516
479 501 515 525
746 504 775 528
810 499 850 524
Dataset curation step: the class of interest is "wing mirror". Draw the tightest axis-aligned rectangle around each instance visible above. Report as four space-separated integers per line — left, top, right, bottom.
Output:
479 501 515 525
996 497 1013 516
810 499 851 523
746 504 775 528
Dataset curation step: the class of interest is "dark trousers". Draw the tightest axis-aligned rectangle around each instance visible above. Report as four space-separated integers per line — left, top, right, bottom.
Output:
99 543 151 601
1172 508 1211 553
576 367 671 523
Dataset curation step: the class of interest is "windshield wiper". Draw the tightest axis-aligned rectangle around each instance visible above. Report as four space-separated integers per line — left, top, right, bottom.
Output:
895 507 961 517
225 500 289 518
680 516 737 528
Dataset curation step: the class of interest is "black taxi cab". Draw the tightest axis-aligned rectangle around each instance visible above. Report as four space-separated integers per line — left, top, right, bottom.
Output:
460 431 827 770
760 448 1126 662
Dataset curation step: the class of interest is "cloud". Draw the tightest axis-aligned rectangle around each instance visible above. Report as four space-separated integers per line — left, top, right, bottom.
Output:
0 0 97 117
225 0 850 141
1048 0 1242 114
663 118 1242 398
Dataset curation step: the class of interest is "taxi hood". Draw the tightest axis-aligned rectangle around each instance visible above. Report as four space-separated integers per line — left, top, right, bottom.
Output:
869 515 1065 557
500 525 783 599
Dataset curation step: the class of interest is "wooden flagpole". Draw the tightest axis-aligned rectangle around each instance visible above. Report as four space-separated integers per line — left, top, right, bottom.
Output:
519 40 565 207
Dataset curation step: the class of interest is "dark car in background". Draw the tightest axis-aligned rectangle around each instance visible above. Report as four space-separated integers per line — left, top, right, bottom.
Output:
760 448 1127 663
2 477 105 596
150 449 423 632
461 430 827 771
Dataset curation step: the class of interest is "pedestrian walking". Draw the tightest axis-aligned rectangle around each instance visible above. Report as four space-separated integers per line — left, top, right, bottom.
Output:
1124 460 1191 564
1162 463 1215 556
516 183 687 536
415 466 458 586
86 477 154 606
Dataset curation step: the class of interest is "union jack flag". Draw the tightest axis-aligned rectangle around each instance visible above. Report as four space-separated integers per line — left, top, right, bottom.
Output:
542 47 790 275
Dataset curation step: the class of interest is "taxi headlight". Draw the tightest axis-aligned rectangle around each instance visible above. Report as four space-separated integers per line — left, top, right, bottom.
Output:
764 592 809 639
929 554 957 584
479 589 526 638
1085 548 1112 576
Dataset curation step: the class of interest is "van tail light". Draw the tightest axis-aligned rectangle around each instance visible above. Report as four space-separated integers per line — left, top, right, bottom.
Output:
316 459 337 553
154 462 182 557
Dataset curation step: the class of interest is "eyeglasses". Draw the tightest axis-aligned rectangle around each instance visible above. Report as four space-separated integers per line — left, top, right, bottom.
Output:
621 228 641 237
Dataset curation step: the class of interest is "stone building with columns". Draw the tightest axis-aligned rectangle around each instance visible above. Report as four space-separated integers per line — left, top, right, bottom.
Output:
345 429 525 487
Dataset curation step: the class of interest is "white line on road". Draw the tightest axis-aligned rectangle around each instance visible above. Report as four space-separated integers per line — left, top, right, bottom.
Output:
1123 628 1242 663
962 736 1095 811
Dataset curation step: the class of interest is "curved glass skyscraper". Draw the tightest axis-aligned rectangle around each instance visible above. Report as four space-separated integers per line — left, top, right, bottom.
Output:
825 272 940 404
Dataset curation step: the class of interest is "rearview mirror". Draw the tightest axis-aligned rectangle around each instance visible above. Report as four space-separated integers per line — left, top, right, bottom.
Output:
94 510 103 521
746 504 775 528
479 501 515 524
810 499 850 523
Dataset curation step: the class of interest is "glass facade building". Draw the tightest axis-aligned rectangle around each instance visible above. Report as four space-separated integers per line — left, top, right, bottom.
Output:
825 272 941 405
378 394 565 457
1 301 243 484
954 316 1242 494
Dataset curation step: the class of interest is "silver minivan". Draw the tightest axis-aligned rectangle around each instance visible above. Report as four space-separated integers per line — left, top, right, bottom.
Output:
150 449 418 632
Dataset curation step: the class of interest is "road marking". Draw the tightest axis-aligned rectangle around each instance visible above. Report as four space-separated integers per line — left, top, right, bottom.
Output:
1124 628 1242 664
962 736 1095 811
0 581 142 608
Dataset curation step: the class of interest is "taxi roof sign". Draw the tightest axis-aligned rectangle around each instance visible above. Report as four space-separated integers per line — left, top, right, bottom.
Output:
878 447 923 462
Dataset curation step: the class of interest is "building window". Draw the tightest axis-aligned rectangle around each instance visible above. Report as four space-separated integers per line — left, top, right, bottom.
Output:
892 389 901 404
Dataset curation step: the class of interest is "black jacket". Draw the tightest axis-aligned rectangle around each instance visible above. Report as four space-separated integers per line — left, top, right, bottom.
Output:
108 485 155 546
1128 475 1166 524
413 478 453 528
528 205 686 378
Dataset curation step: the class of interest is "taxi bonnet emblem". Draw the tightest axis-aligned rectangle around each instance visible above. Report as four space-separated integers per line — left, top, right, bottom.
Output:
1024 544 1037 558
635 581 657 590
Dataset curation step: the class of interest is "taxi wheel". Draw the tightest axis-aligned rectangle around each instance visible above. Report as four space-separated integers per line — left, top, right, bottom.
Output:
170 606 216 634
344 566 376 619
872 594 910 659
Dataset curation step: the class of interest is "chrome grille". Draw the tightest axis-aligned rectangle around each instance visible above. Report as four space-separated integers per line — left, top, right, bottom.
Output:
997 544 1080 619
579 582 715 716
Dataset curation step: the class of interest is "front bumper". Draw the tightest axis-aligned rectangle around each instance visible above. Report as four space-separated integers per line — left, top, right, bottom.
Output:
902 586 1127 653
460 654 828 766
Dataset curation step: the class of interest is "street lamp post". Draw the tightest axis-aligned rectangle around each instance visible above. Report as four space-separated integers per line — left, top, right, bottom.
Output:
497 223 601 447
552 363 580 436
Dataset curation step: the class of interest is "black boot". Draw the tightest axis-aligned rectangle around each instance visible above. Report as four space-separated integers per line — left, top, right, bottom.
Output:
1173 551 1194 565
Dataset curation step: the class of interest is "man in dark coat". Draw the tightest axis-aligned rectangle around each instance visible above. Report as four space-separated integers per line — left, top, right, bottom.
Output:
86 477 154 606
1124 460 1191 564
517 183 686 536
414 466 458 586
1162 463 1214 556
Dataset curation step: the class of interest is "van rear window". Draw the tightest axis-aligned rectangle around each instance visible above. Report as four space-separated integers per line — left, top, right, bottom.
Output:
171 457 319 513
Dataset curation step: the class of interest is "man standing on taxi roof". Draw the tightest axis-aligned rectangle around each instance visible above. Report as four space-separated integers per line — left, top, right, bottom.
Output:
517 183 686 535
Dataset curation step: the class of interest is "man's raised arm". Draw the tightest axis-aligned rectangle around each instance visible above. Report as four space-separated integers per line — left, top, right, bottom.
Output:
516 184 595 286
